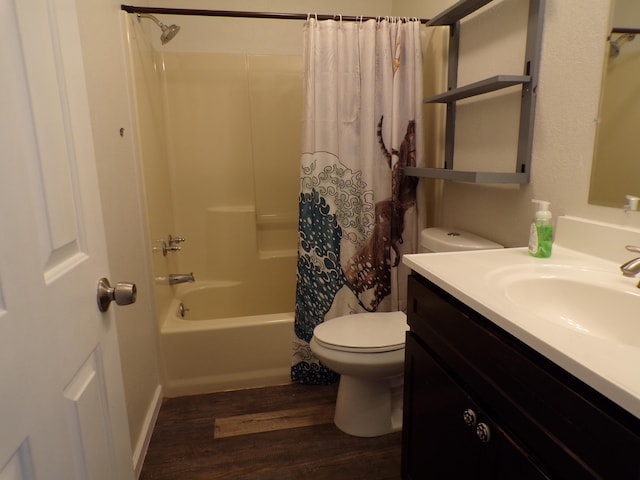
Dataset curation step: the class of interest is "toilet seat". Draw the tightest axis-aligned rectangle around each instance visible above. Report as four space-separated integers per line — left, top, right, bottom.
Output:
313 312 408 353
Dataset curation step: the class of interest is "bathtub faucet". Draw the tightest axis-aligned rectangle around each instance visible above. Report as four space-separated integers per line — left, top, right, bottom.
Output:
169 273 195 285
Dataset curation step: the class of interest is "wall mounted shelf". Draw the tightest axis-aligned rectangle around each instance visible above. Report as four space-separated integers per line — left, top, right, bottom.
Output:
404 167 528 184
408 0 545 184
424 75 531 104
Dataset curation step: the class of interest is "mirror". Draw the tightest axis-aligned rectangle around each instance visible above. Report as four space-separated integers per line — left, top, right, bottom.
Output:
589 0 640 208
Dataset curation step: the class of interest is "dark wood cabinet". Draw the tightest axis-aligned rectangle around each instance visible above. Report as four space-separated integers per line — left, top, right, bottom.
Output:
403 333 548 479
402 274 640 479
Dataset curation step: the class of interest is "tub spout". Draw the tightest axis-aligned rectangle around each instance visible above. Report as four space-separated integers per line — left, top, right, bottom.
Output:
169 273 195 285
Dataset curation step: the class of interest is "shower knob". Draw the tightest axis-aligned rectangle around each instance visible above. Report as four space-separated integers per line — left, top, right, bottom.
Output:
168 235 186 245
97 277 137 312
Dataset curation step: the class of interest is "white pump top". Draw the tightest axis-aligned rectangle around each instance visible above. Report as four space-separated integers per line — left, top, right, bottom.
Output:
532 199 552 221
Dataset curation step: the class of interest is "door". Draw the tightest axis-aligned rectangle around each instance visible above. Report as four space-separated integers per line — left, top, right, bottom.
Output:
0 0 135 479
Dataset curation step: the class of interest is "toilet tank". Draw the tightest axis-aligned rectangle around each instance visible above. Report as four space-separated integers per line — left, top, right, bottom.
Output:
419 227 503 253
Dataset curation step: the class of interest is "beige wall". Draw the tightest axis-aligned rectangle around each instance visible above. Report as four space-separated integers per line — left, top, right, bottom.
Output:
126 15 178 325
75 0 161 474
393 0 452 17
590 0 640 207
591 35 640 207
148 0 393 55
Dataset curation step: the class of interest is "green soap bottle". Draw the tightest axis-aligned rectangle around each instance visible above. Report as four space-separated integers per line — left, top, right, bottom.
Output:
528 199 553 258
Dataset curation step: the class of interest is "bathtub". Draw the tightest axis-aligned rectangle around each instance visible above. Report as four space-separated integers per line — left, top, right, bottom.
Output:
160 282 294 397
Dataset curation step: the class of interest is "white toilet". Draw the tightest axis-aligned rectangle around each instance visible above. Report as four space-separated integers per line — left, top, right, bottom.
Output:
310 227 503 437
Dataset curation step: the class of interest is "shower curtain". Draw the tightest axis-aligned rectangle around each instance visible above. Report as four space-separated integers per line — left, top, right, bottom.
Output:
292 18 424 385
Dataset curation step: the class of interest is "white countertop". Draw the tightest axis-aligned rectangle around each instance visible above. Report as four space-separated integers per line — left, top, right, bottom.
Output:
404 245 640 420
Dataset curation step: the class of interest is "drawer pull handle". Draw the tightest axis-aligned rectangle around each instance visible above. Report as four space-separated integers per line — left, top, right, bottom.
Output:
476 422 491 443
462 409 477 427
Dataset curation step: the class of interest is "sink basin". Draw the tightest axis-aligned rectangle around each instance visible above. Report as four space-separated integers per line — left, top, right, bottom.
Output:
492 267 640 346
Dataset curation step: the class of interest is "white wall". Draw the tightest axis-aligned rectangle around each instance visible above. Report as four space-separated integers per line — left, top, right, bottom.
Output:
395 0 640 248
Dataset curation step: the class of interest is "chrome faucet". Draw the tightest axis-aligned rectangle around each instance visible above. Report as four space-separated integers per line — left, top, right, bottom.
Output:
168 273 195 285
620 246 640 283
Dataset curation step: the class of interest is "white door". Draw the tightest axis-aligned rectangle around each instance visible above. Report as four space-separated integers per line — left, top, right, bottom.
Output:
0 0 135 479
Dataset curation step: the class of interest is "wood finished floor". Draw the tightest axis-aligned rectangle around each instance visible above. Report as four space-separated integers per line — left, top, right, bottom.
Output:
140 383 402 480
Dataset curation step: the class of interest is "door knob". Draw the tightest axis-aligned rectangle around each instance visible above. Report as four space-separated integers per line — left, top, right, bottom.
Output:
97 278 137 312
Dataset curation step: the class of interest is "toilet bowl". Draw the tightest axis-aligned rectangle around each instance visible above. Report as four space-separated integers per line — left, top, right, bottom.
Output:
310 228 503 437
311 312 408 437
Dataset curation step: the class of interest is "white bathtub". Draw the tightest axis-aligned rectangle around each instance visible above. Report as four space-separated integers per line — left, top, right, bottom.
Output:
160 282 294 397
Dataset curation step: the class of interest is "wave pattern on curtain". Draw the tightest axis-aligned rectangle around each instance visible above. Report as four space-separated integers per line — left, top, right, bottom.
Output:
292 18 424 385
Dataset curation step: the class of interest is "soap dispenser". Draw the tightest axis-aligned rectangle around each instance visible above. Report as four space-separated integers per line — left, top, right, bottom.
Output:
528 199 553 258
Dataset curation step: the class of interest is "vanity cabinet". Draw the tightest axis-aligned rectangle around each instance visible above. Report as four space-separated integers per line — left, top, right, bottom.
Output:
403 333 547 479
402 274 640 479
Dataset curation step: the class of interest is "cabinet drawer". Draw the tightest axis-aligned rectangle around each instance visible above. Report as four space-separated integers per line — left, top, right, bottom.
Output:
407 274 640 479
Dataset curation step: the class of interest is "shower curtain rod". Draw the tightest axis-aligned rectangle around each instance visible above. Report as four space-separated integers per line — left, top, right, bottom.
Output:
612 27 640 35
120 5 430 24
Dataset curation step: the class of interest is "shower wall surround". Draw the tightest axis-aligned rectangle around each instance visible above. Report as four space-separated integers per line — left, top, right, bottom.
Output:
129 16 301 323
162 52 301 300
127 18 176 322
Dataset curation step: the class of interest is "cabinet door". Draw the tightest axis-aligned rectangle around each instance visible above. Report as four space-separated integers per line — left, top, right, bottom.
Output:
402 334 548 479
403 333 480 477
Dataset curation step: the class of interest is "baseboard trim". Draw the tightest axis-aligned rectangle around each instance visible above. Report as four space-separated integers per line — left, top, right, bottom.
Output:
133 384 163 478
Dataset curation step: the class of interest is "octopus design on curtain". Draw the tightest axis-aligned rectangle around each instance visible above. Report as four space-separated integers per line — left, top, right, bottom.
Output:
344 118 418 312
292 118 419 385
292 18 424 385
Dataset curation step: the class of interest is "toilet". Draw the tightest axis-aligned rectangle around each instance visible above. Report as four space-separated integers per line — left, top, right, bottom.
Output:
310 227 503 437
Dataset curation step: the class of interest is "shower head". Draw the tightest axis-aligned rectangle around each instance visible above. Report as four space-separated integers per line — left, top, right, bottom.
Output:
609 33 635 58
137 13 181 45
160 23 180 45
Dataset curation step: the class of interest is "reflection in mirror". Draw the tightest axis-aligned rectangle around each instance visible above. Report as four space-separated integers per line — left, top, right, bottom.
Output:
589 0 640 208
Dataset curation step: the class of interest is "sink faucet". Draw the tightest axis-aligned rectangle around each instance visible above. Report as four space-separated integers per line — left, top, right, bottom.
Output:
168 273 195 285
620 246 640 283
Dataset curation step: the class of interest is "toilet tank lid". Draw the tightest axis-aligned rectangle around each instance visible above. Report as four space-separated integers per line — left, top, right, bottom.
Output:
420 227 503 252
